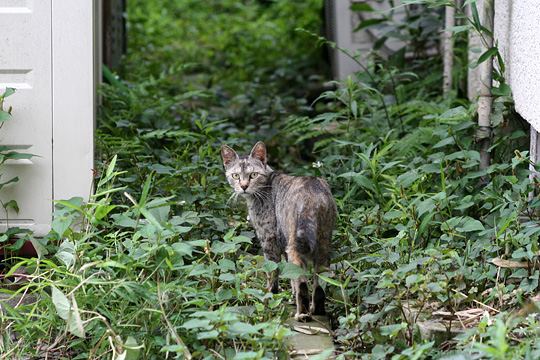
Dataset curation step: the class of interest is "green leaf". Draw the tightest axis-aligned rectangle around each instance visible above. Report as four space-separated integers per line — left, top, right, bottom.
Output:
2 199 19 214
139 206 163 231
353 18 386 32
196 330 219 340
373 35 388 50
55 197 84 212
52 214 73 237
492 83 511 97
4 152 33 160
232 235 252 244
262 260 278 273
67 295 85 338
458 217 485 232
438 106 468 123
449 24 473 34
474 47 498 68
350 3 373 12
234 351 262 360
30 238 48 258
380 323 407 337
417 198 435 217
318 273 342 287
94 204 116 221
218 258 236 271
160 344 188 354
56 240 75 268
0 234 9 243
405 274 422 287
280 262 308 280
418 212 435 238
228 322 257 335
6 237 25 251
433 137 455 149
139 172 153 207
182 318 212 330
0 176 19 192
97 260 127 269
339 172 376 192
105 155 118 180
2 88 15 98
122 336 142 360
219 273 235 282
51 286 71 320
427 282 444 293
511 248 528 260
0 111 11 122
172 242 193 257
397 170 420 188
148 163 175 174
211 241 237 254
471 2 481 31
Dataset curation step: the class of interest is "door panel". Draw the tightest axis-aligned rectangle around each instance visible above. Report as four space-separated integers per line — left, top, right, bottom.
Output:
0 0 53 236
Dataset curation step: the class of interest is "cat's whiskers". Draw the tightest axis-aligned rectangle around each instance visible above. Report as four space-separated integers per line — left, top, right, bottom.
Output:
253 189 271 204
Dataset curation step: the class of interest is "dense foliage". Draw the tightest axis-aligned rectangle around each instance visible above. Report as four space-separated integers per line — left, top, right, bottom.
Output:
2 0 540 359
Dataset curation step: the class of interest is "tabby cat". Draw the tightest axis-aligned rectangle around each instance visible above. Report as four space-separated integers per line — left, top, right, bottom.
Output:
221 141 336 320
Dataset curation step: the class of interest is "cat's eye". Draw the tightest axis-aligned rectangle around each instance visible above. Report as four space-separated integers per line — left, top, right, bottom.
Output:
232 173 240 179
249 173 258 179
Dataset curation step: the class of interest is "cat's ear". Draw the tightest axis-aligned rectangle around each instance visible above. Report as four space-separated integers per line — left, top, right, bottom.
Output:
221 144 238 168
249 141 267 165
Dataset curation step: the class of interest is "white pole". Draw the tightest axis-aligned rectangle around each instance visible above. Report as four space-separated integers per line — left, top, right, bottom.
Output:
477 0 494 170
443 4 455 95
529 126 540 202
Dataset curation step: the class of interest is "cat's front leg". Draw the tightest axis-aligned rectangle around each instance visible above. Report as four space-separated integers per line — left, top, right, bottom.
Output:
261 237 281 294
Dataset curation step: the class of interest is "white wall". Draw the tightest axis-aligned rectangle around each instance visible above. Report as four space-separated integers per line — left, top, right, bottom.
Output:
495 0 540 132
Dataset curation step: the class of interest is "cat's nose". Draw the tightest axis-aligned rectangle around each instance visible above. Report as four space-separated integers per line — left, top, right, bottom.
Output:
240 183 249 191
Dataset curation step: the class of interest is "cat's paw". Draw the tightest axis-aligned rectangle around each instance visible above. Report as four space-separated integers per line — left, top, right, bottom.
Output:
294 312 312 322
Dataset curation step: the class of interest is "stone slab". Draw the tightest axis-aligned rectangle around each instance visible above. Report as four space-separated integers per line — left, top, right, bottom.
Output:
287 306 334 359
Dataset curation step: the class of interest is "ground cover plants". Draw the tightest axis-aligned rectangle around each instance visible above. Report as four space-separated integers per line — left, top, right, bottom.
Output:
2 0 540 359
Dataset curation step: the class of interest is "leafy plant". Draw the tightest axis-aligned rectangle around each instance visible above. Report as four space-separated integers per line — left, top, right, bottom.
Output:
0 88 34 253
2 0 539 358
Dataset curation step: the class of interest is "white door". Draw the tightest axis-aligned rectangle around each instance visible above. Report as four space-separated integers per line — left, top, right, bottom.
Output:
0 0 53 236
0 0 96 237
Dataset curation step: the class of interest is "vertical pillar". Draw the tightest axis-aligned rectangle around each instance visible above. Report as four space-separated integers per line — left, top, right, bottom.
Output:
467 0 483 100
529 126 540 201
443 4 455 95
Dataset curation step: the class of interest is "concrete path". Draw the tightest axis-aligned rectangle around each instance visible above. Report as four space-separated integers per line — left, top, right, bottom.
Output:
287 307 335 359
229 305 335 358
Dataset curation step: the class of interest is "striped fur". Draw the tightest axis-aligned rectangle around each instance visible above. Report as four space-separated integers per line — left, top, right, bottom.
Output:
221 142 336 319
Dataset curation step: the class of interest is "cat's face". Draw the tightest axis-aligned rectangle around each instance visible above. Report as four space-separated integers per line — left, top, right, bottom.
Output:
221 142 271 196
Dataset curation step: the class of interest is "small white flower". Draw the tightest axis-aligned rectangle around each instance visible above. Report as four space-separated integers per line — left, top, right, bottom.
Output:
246 215 250 221
312 161 323 168
179 200 186 205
